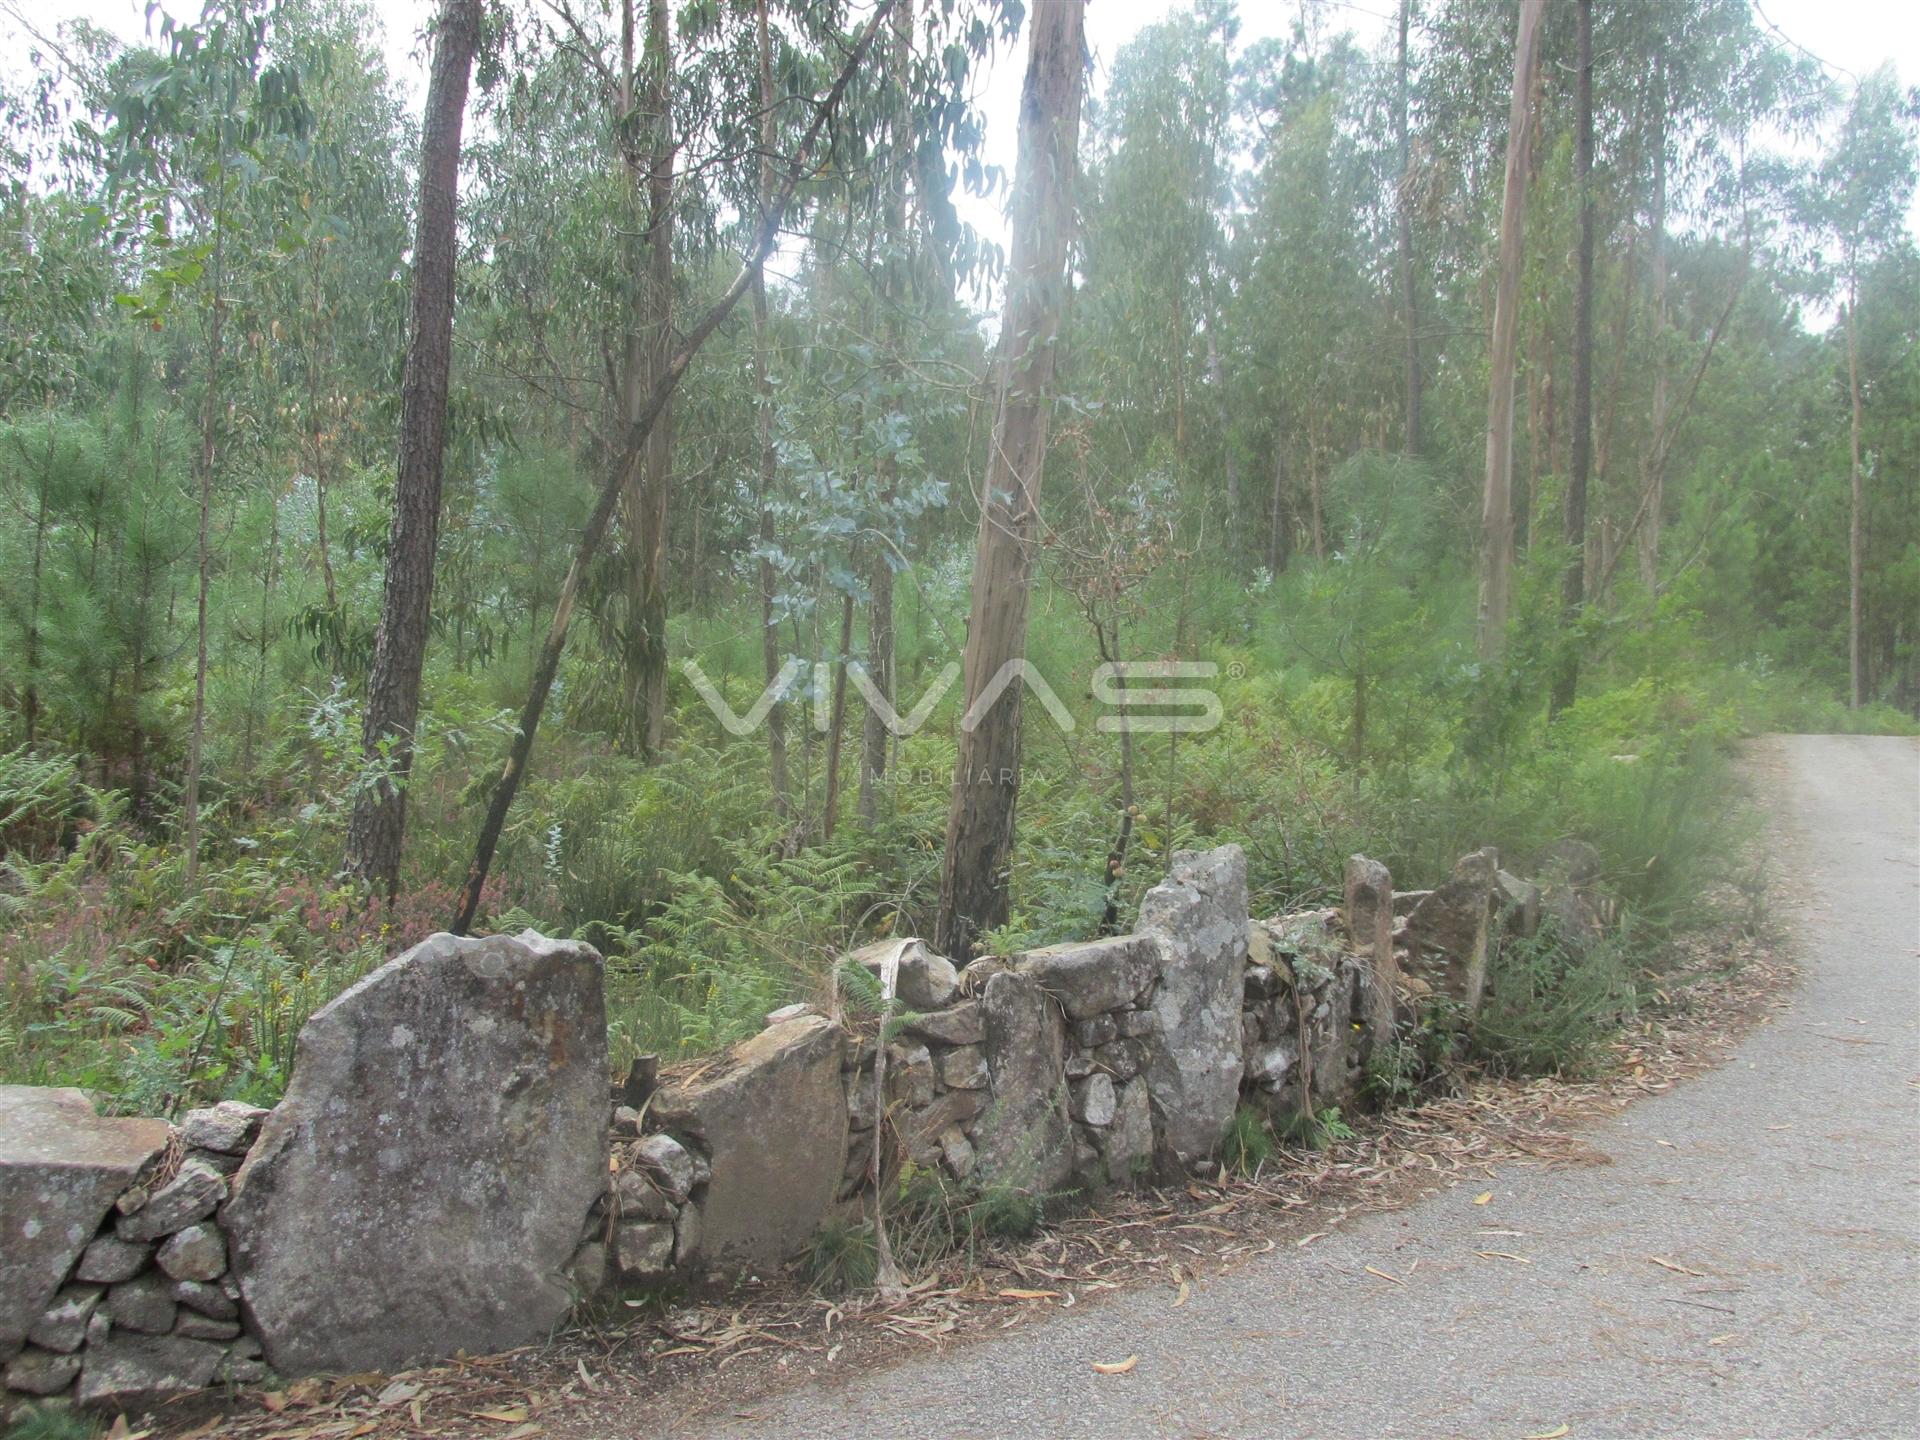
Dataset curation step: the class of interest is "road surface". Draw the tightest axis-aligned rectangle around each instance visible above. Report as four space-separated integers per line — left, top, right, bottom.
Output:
684 734 1920 1439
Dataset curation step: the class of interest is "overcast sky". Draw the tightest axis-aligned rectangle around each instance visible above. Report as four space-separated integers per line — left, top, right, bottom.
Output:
5 0 1915 265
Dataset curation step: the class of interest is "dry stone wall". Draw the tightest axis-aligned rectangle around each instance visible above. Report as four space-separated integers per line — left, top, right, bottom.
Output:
2 1091 267 1412
4 842 1596 1422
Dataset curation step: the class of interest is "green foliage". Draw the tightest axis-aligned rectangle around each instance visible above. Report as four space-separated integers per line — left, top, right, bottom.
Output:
1223 1102 1275 1177
1275 1105 1356 1150
0 0 1909 1127
1471 923 1641 1078
2 1402 100 1440
802 1218 879 1296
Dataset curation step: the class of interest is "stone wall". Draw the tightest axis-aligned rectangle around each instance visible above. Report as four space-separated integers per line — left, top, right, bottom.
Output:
3 842 1588 1420
2 1090 267 1410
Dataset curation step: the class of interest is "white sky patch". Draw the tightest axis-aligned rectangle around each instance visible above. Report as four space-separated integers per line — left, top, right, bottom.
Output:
5 0 1914 322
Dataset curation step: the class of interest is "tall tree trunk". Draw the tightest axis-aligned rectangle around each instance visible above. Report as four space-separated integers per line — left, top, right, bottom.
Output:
822 587 855 839
309 347 339 614
1205 319 1239 535
453 2 898 934
750 0 790 815
1551 0 1594 720
618 0 676 758
1637 60 1670 592
1475 0 1544 661
637 0 675 756
23 427 48 746
935 0 1086 961
343 0 481 896
243 480 283 773
1396 0 1420 454
860 0 913 825
1308 422 1327 560
1847 280 1864 709
184 142 231 887
1265 438 1291 575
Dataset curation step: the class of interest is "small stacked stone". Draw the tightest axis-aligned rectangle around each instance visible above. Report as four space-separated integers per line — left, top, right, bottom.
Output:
4 1100 268 1415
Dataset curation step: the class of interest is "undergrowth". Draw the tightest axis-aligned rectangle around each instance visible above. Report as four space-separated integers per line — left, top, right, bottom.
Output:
0 560 1800 1111
801 1169 1049 1296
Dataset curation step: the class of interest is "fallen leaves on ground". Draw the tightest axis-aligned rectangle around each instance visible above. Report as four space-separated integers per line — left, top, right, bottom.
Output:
1647 1256 1710 1278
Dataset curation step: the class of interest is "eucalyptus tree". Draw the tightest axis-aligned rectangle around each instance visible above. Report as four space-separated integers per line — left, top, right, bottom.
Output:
1394 0 1421 455
1806 66 1918 707
1077 3 1235 480
1231 30 1390 569
936 0 1087 961
265 0 411 625
1473 0 1543 661
1550 0 1593 720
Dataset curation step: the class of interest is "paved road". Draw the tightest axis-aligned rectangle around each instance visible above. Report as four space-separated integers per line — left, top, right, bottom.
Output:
688 735 1920 1440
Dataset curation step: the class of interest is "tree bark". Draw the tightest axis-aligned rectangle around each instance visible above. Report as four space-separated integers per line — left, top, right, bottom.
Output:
1551 0 1594 720
1205 319 1238 535
23 427 48 746
1396 0 1420 455
617 0 676 758
453 1 899 934
184 137 231 886
1475 0 1544 661
344 0 481 896
1847 282 1864 709
861 0 913 825
1637 58 1670 592
822 587 855 839
1265 438 1291 576
751 0 790 814
935 0 1086 960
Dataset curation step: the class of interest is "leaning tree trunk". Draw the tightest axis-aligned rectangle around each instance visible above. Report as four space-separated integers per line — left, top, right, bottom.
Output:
1475 0 1544 661
1551 0 1594 720
452 1 900 934
935 0 1086 960
344 0 482 896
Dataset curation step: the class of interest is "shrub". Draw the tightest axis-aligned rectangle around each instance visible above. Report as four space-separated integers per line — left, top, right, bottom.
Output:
1223 1102 1275 1177
1471 922 1640 1077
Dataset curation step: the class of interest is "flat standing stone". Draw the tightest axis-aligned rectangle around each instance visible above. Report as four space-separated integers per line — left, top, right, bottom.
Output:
972 971 1074 1196
1137 846 1250 1167
1344 854 1399 1046
223 930 608 1376
649 1016 846 1273
0 1086 170 1362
